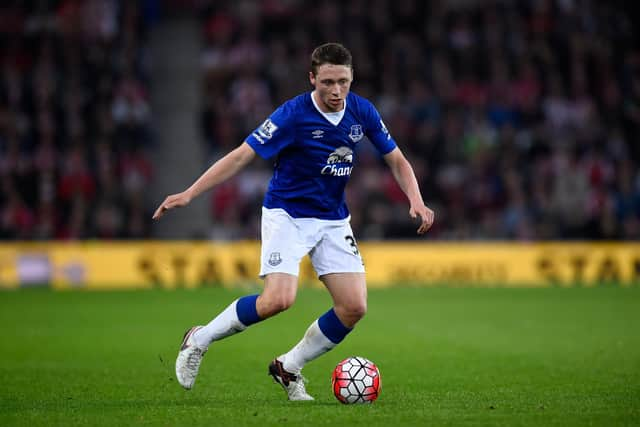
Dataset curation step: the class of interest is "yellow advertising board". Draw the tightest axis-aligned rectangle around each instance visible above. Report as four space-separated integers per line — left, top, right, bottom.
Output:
0 242 638 290
362 242 640 287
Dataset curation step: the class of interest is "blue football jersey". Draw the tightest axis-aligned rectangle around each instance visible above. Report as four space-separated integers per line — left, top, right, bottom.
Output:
245 92 397 220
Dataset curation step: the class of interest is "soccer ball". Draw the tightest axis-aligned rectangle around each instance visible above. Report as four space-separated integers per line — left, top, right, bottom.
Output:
331 356 381 404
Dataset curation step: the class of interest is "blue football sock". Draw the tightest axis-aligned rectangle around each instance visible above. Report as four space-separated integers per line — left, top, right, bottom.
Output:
236 294 261 326
317 308 352 344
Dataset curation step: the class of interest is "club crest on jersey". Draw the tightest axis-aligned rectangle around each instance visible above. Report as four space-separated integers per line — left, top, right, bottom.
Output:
268 252 282 266
253 119 278 144
321 146 353 177
349 124 364 142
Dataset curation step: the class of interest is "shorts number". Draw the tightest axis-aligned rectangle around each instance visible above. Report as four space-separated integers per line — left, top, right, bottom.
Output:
345 235 359 255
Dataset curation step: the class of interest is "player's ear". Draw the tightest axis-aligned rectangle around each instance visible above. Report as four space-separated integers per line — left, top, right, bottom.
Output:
309 71 316 86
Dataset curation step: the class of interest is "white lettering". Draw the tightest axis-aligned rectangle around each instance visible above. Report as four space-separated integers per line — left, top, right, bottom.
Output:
252 133 265 144
321 165 353 176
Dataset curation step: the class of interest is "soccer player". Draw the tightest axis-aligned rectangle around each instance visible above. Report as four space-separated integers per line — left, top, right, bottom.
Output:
153 43 434 401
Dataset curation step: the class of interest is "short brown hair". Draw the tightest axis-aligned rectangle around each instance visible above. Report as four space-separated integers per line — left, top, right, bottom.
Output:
310 43 352 76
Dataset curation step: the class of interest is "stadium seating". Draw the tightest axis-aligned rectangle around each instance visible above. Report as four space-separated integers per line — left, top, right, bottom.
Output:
198 0 639 240
0 0 154 239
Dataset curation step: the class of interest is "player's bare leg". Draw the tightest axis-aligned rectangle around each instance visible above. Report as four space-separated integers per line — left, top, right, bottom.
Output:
257 273 298 318
321 272 367 328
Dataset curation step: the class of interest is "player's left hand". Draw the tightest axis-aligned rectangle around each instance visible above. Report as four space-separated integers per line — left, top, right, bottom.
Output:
410 204 434 235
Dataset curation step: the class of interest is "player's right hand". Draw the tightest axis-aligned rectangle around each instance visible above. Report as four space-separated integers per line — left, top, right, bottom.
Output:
152 191 193 220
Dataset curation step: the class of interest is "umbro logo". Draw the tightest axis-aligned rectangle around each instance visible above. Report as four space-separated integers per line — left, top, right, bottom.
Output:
312 129 324 139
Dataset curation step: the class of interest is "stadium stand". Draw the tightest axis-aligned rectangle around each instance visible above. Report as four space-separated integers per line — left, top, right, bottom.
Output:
198 0 639 240
0 0 154 239
1 0 638 241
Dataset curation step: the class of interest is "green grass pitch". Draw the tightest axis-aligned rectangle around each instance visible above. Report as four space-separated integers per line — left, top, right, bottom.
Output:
0 286 638 426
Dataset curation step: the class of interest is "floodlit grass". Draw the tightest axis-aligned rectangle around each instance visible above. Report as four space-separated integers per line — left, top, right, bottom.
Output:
0 286 638 426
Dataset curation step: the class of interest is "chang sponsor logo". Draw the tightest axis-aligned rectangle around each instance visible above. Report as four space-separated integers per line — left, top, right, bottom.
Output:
321 146 354 177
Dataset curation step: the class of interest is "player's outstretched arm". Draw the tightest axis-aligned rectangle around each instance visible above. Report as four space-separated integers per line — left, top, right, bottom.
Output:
383 147 435 234
152 142 256 220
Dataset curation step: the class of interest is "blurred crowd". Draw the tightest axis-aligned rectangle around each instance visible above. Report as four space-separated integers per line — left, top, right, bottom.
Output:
199 0 640 240
2 0 638 242
0 0 156 239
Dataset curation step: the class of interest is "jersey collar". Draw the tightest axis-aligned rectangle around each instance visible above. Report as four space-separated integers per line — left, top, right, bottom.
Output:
311 91 346 126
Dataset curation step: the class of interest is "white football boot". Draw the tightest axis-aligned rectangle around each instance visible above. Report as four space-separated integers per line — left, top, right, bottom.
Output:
268 359 314 401
175 326 206 390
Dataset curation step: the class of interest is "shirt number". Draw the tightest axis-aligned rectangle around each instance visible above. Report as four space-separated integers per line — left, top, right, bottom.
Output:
344 235 359 255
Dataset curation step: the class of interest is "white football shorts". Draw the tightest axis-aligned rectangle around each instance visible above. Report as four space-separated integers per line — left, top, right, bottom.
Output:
259 207 365 278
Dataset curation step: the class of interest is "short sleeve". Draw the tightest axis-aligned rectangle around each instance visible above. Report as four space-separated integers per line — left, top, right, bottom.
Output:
245 102 296 159
363 101 397 155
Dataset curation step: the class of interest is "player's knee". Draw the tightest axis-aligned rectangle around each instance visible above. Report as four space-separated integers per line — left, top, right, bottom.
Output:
351 301 367 320
341 300 367 322
271 295 295 313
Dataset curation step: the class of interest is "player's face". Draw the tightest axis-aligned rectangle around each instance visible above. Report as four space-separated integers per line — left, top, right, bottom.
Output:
309 64 353 113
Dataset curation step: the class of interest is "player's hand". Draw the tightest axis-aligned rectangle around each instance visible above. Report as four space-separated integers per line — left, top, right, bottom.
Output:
152 191 193 220
410 203 435 235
